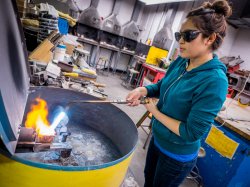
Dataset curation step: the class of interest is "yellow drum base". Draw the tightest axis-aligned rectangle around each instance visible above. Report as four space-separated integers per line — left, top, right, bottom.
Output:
0 153 133 187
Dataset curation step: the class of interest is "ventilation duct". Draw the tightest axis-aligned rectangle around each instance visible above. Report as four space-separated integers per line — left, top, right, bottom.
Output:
122 1 143 41
152 4 177 50
78 0 101 29
102 0 122 35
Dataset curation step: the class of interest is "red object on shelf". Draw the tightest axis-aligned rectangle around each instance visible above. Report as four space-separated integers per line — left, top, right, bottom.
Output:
227 87 234 98
228 64 240 73
140 63 166 86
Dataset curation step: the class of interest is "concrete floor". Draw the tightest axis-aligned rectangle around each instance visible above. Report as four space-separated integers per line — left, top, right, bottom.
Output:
97 73 197 187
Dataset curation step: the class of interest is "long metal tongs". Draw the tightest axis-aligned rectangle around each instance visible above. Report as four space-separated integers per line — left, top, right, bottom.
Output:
69 97 149 104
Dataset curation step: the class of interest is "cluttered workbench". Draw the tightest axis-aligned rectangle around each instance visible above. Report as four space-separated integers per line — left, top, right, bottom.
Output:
28 32 109 100
137 46 168 86
122 46 168 88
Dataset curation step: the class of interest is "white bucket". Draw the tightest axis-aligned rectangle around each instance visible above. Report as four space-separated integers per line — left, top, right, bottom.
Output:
53 44 66 62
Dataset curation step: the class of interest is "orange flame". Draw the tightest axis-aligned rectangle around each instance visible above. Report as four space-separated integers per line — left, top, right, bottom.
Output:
25 98 55 136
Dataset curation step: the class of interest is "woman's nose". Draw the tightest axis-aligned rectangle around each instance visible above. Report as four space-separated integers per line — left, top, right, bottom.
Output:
179 37 185 44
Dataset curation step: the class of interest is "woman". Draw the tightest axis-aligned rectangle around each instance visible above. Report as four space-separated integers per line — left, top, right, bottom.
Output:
126 1 232 186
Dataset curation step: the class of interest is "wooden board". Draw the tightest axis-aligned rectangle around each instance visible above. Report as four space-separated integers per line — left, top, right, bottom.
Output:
28 39 53 63
216 98 250 141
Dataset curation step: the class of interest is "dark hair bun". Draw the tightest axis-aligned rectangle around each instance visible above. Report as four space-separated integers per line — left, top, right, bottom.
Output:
205 0 232 18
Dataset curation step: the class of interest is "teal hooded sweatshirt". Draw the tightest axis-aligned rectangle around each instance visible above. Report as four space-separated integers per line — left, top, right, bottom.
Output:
145 54 228 155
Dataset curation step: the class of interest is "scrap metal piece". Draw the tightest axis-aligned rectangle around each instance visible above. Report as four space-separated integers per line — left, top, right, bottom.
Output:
31 71 48 86
36 135 55 143
18 127 36 142
33 143 51 152
50 143 72 158
93 89 108 97
60 149 72 158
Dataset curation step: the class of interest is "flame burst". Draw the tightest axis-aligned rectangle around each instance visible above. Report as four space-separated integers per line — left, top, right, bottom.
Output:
25 98 55 136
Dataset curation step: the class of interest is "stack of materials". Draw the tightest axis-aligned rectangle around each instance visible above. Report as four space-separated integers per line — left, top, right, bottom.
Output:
16 0 27 18
29 32 97 86
38 3 59 43
58 11 77 27
29 31 62 64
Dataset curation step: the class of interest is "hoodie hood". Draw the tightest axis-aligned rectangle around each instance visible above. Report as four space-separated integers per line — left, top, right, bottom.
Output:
182 54 227 74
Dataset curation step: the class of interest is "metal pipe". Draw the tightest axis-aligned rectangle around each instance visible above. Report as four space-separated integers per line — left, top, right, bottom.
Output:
147 5 160 40
131 0 143 22
90 0 99 8
155 4 168 33
68 97 149 104
103 0 117 19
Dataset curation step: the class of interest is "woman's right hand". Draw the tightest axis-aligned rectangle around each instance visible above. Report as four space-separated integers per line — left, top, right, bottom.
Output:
126 87 148 106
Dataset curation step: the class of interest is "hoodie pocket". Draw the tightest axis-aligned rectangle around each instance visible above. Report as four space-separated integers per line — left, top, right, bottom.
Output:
153 118 191 145
152 119 172 141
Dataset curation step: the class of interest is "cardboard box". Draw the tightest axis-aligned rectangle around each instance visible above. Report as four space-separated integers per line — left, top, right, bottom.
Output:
16 0 27 7
65 43 75 55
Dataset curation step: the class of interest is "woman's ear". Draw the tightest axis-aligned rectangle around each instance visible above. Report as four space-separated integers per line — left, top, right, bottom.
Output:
204 33 216 46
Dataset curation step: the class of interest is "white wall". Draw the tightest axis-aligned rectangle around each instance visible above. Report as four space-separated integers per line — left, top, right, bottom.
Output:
216 26 250 71
116 0 136 25
145 5 167 42
97 0 114 18
167 1 193 59
228 29 250 70
216 25 238 58
138 5 157 43
75 0 91 10
99 0 138 25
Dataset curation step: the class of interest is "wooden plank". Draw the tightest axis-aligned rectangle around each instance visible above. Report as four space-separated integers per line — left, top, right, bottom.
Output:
216 98 250 141
28 39 53 63
215 117 250 141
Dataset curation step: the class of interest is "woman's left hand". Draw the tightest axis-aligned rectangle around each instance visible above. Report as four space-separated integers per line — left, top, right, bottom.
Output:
144 98 159 115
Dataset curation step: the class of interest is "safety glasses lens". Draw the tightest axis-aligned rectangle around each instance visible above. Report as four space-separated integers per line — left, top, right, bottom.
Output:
175 32 181 42
175 30 200 42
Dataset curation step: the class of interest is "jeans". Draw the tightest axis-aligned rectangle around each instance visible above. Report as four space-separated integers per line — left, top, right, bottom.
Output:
144 137 197 187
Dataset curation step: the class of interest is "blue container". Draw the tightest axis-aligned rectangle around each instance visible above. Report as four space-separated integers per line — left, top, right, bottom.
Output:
197 121 250 187
58 18 69 35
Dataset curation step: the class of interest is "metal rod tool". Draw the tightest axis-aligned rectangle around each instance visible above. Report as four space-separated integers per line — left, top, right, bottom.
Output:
69 97 149 105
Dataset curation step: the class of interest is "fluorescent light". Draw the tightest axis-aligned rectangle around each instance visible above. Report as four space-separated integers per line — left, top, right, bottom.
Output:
139 0 194 5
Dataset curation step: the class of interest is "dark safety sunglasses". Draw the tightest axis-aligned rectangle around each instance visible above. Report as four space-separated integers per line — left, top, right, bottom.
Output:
175 30 201 42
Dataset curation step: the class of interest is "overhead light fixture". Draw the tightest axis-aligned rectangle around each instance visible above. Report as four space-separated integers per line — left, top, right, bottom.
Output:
139 0 194 5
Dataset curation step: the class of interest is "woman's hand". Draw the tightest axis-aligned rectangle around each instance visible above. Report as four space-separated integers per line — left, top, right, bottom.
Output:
126 87 148 106
144 98 159 115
